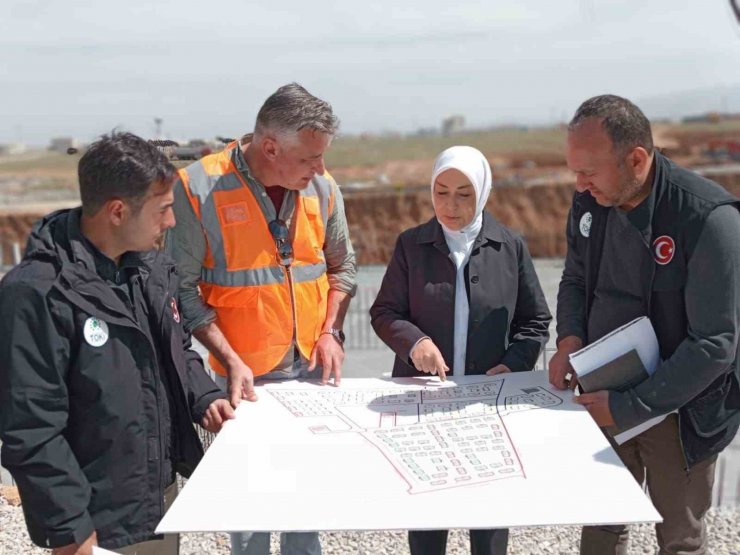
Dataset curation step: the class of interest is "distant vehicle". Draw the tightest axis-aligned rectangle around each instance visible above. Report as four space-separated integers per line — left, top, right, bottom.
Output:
173 139 213 161
147 139 216 161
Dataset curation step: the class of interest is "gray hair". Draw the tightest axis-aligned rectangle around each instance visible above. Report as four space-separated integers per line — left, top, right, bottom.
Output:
253 83 339 143
569 94 654 156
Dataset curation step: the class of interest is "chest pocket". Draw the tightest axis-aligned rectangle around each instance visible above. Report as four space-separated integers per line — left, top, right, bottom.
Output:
298 196 325 256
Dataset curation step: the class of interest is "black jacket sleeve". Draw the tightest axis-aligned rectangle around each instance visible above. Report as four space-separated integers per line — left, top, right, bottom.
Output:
370 235 428 364
610 205 740 429
179 329 226 423
0 282 95 548
556 204 587 344
500 237 552 372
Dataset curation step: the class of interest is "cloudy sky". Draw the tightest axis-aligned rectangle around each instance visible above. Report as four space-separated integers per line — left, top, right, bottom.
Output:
1 0 739 144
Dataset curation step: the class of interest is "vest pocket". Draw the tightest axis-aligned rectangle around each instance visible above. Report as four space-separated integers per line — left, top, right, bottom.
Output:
685 372 740 437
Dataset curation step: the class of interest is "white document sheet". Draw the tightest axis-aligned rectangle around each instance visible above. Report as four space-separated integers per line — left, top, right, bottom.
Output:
157 372 660 533
569 316 660 379
569 317 670 445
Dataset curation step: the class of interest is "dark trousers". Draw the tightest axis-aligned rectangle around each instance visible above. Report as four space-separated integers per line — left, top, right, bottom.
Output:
580 415 717 555
408 528 508 555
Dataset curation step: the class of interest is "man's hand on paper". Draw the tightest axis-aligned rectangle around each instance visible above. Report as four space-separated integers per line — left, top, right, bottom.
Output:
410 338 448 381
201 399 236 433
486 364 511 376
549 336 583 390
226 358 258 407
309 333 345 386
52 531 97 555
574 390 616 427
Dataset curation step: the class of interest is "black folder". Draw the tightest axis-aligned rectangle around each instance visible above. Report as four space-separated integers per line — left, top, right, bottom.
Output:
577 348 649 394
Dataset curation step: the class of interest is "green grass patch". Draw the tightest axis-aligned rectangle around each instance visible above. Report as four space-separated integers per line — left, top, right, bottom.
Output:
325 127 567 168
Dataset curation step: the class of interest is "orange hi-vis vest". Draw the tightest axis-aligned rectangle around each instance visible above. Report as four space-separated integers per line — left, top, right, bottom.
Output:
179 142 335 377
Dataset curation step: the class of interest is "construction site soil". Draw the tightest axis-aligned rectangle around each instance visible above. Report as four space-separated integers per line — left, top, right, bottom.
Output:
2 122 740 267
2 172 740 267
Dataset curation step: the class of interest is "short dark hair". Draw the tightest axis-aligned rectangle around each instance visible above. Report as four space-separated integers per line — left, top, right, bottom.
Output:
78 132 176 216
254 82 339 141
569 95 654 156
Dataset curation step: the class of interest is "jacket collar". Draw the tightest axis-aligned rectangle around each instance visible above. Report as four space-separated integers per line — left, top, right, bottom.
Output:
416 211 508 248
64 208 154 278
51 209 172 328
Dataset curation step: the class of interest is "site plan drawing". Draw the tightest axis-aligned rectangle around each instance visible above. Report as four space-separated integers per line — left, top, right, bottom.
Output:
157 372 661 534
267 380 562 494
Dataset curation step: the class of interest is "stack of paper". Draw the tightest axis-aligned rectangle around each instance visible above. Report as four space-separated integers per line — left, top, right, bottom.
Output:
569 316 668 444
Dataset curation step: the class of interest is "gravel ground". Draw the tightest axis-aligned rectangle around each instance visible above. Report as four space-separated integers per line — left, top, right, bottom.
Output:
2 495 739 554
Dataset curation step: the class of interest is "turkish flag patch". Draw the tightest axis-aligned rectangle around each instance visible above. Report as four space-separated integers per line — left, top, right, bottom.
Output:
653 235 675 265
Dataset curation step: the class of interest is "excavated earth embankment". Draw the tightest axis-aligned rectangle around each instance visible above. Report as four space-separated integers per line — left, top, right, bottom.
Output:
2 172 740 267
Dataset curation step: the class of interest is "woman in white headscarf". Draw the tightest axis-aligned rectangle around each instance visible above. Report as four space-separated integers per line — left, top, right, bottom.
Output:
371 146 551 555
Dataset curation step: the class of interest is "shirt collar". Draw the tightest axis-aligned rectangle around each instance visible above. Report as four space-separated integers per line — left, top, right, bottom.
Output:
232 143 268 190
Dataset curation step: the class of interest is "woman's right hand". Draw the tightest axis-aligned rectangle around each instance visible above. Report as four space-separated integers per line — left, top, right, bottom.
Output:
410 338 449 381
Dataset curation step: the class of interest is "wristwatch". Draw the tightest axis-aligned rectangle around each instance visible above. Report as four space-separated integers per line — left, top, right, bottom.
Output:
321 328 345 347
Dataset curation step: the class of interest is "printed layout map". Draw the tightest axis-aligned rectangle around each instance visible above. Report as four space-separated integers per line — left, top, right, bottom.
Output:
267 380 563 494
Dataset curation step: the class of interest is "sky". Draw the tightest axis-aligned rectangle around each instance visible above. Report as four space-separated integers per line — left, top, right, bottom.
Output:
1 0 739 144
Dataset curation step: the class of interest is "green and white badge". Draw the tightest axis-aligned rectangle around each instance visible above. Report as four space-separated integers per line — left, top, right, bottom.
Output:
83 317 109 347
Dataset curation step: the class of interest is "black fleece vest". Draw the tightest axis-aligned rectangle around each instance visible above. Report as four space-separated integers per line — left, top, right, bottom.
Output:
570 152 740 467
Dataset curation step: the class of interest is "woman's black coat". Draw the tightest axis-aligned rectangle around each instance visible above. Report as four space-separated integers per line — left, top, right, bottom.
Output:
370 212 552 377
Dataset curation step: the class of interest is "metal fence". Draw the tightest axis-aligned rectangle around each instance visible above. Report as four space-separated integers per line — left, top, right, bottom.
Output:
344 285 553 371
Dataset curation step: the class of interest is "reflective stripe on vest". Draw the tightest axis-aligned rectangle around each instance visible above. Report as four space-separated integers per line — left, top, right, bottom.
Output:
179 144 334 376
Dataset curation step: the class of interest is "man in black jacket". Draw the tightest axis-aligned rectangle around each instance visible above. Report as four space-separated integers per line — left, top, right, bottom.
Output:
0 132 234 554
549 95 740 555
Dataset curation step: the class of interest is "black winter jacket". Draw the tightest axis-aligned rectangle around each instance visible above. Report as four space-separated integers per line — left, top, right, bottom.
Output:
0 209 224 549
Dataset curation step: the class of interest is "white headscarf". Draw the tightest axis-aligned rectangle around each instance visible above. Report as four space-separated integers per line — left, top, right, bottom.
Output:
431 146 493 376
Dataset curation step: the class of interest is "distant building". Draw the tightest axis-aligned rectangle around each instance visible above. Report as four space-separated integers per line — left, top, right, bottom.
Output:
442 115 466 136
0 143 27 156
49 137 80 154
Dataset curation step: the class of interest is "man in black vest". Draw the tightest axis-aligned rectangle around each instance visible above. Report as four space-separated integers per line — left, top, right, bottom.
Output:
549 95 740 555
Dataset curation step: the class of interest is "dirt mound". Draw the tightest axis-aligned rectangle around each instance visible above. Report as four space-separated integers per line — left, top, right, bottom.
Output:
343 183 572 264
2 174 739 267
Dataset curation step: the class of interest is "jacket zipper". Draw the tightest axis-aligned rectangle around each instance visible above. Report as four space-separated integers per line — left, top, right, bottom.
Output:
115 269 167 520
154 274 178 519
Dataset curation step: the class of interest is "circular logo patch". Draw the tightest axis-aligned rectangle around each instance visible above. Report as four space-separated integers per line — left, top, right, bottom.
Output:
579 212 592 238
653 235 675 265
83 317 109 347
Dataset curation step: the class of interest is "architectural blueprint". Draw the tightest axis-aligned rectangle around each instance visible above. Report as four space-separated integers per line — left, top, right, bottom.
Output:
157 373 661 534
267 381 562 493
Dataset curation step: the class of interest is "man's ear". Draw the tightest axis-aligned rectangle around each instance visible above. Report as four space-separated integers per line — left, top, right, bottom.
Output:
105 199 127 226
627 146 650 177
261 136 279 162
